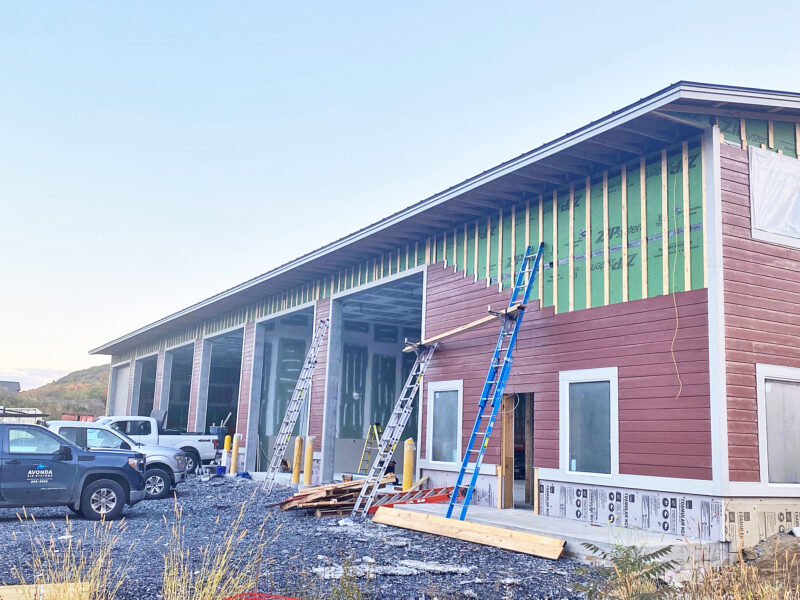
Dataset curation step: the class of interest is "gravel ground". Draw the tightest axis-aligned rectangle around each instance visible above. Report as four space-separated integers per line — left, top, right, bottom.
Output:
0 476 592 599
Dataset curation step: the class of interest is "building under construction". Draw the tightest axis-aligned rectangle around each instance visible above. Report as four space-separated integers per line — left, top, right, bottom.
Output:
91 81 800 548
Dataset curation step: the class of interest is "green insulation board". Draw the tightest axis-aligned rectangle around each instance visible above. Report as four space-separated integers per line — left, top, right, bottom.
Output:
572 184 587 311
625 166 643 301
607 171 623 305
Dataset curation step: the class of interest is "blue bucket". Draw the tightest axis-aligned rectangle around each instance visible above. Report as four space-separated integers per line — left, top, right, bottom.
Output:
216 465 227 476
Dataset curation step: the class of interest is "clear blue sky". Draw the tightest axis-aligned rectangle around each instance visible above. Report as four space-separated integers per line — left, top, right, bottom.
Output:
2 2 799 389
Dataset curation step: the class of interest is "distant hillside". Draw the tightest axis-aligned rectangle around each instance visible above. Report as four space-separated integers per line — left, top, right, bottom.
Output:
0 364 109 419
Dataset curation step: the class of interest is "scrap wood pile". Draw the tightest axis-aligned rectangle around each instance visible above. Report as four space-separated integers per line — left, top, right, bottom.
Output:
277 474 395 517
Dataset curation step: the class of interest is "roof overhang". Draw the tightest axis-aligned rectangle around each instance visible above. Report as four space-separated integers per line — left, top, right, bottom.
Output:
91 81 800 356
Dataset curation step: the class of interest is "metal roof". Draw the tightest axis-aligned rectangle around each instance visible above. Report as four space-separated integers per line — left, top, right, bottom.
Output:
91 81 800 356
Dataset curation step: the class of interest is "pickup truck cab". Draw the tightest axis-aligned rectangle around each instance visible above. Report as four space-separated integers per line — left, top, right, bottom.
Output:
0 423 145 520
96 415 217 474
47 421 186 500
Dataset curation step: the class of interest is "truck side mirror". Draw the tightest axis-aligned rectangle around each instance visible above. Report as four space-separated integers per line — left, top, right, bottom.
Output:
58 445 72 461
120 441 131 450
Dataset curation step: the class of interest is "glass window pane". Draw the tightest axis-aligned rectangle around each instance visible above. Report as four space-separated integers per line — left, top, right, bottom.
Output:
432 390 459 462
87 428 124 449
568 381 610 474
9 428 62 454
59 427 80 445
765 379 800 484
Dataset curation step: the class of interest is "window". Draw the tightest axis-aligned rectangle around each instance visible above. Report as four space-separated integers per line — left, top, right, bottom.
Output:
8 428 62 454
112 420 151 436
87 428 126 449
559 368 618 477
757 364 800 485
58 427 84 447
427 380 462 464
749 147 800 249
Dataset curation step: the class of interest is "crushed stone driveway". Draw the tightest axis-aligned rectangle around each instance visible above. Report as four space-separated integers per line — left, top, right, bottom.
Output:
0 477 592 599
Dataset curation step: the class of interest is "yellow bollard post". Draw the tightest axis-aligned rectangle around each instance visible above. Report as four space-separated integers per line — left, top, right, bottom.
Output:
303 436 315 486
230 434 241 475
291 436 303 485
402 438 416 492
222 435 232 469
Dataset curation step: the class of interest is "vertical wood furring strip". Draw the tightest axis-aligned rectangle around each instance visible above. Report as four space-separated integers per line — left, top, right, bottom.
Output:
602 171 609 306
497 210 503 289
425 237 431 265
538 195 544 302
740 118 747 150
682 141 691 291
463 224 468 276
443 230 448 266
524 200 530 286
661 149 669 295
796 123 800 159
486 214 492 282
701 136 708 287
621 164 628 303
640 158 648 298
473 221 479 282
510 204 516 287
768 120 774 149
568 184 574 311
552 191 558 311
584 177 591 307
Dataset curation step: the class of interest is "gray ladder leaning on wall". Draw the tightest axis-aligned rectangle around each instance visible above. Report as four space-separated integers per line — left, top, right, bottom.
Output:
261 318 330 494
351 342 438 516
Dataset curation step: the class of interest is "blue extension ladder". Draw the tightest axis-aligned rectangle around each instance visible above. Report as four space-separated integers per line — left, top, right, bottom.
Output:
445 242 544 520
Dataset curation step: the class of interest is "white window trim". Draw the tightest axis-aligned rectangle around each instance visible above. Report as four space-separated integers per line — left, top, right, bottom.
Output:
558 367 619 480
426 379 463 467
756 363 800 489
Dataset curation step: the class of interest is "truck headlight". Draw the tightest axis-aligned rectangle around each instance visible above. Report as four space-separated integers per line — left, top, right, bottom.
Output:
128 457 139 470
175 454 185 467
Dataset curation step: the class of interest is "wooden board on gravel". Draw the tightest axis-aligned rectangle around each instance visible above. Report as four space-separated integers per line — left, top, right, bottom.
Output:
372 506 565 560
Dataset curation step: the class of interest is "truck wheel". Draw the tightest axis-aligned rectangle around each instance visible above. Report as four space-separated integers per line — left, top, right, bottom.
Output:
144 468 172 500
183 450 200 474
80 479 125 520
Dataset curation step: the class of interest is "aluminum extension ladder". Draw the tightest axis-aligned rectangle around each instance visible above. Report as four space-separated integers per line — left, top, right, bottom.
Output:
262 318 330 494
445 242 544 520
351 343 437 516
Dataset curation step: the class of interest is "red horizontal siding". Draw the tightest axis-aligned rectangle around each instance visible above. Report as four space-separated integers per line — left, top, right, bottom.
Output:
422 264 712 480
720 143 800 482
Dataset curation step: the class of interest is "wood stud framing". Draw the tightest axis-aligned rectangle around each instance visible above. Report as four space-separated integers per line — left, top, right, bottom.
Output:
568 184 575 311
661 149 669 295
552 190 558 309
602 171 609 306
585 177 591 306
682 141 691 287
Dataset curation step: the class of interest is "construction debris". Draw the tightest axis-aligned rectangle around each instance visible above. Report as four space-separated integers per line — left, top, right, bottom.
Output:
372 506 565 560
278 474 395 517
367 486 462 514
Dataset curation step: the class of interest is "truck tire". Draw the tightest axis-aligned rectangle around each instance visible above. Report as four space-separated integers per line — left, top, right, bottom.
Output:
183 450 200 474
144 467 172 500
80 479 126 520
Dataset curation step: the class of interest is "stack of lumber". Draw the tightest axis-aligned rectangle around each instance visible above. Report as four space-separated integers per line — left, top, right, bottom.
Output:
278 474 395 517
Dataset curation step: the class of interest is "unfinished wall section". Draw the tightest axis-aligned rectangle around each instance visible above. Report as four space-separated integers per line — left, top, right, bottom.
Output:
421 261 712 500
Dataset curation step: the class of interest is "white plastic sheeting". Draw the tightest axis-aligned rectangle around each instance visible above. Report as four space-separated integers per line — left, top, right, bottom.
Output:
749 146 800 246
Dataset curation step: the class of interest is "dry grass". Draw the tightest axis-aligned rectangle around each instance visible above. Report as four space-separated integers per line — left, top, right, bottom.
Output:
9 511 127 600
682 543 800 600
161 500 269 600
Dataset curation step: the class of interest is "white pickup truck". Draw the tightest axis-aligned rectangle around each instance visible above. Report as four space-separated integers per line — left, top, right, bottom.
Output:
95 414 218 474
